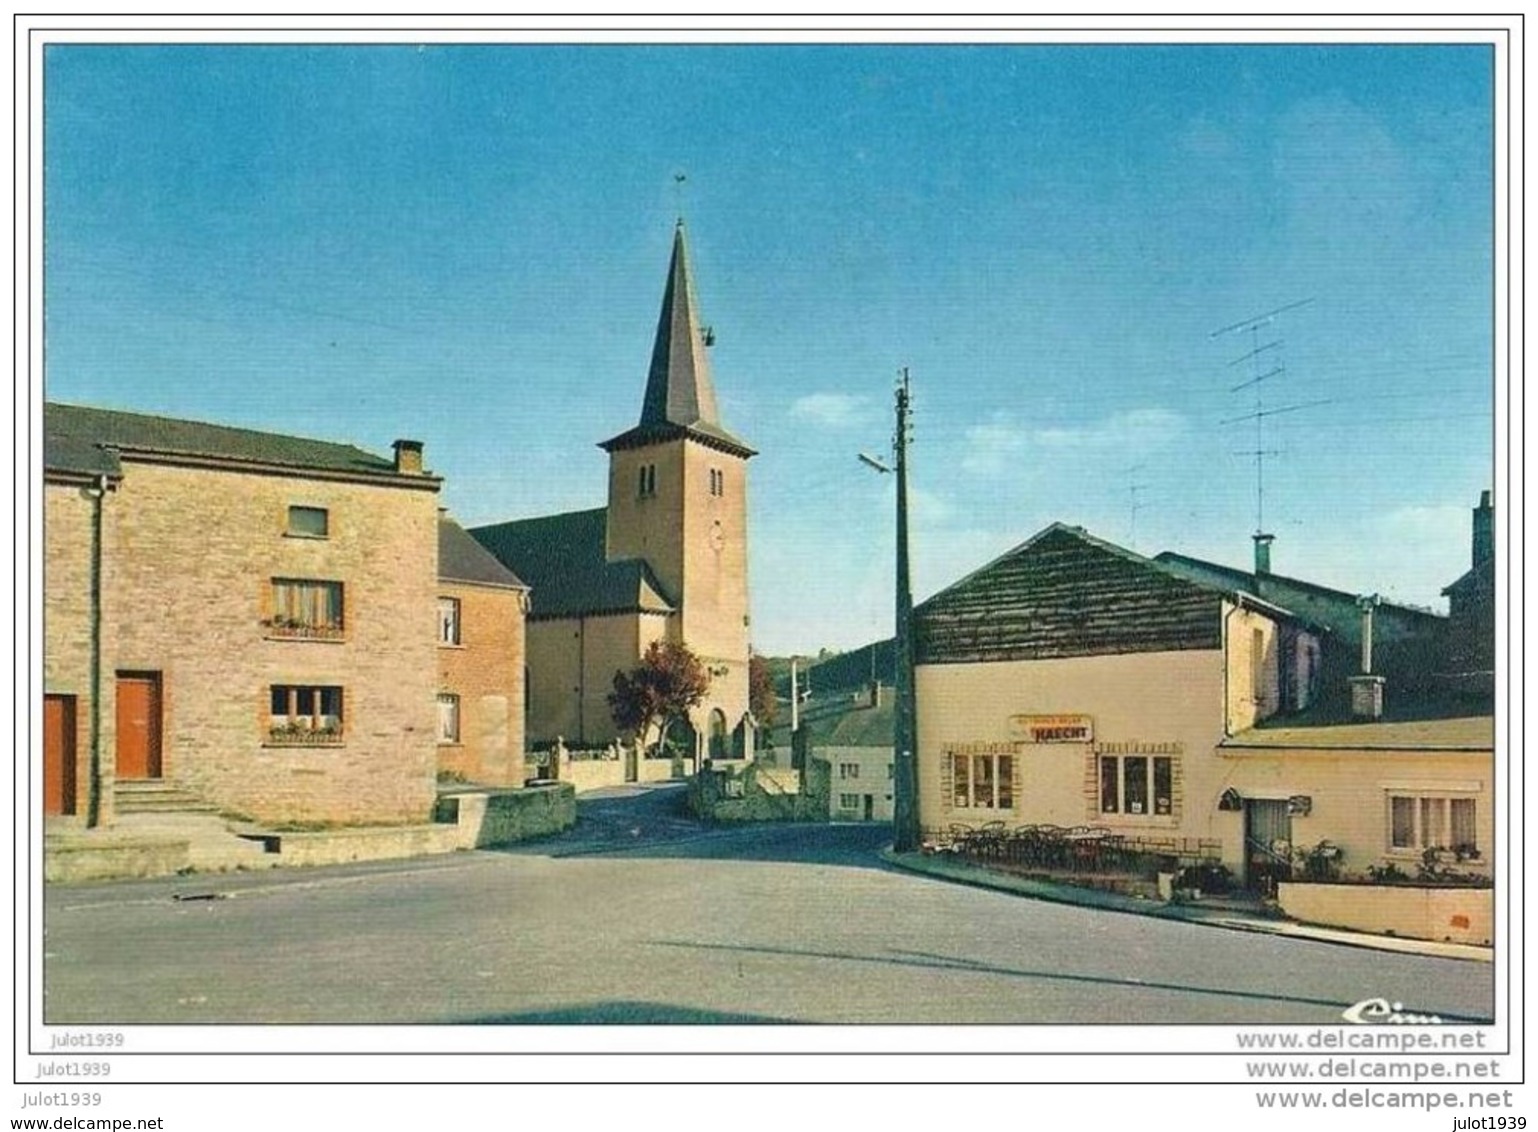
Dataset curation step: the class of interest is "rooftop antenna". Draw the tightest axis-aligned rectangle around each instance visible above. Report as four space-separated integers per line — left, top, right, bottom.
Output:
1123 463 1150 550
1211 298 1320 565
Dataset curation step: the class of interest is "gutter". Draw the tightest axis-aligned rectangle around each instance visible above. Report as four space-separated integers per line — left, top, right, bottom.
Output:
85 474 109 827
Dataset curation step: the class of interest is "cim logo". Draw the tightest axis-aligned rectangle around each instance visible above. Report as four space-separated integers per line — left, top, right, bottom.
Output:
1341 997 1444 1025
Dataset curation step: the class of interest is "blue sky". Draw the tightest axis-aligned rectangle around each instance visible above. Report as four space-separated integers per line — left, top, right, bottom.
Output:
43 43 1496 655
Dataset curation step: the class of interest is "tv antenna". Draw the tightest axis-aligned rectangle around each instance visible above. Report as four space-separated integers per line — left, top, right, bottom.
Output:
1211 298 1321 543
1123 463 1150 550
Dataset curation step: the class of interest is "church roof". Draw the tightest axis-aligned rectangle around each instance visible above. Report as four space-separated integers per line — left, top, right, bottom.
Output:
439 514 526 590
600 223 755 459
469 507 674 620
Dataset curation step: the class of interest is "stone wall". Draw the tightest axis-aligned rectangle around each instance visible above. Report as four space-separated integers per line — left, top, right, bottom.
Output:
43 480 103 820
98 460 441 824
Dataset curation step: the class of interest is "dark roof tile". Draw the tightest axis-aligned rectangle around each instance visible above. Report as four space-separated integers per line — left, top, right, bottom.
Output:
439 515 526 589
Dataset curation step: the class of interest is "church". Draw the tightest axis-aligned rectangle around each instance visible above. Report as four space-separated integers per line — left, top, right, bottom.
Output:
472 222 755 762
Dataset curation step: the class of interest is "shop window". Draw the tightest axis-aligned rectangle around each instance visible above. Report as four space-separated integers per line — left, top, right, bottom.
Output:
946 751 1016 810
1099 755 1174 816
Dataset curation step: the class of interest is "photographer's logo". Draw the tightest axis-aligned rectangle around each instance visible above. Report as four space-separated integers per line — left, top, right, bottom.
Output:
1342 997 1444 1025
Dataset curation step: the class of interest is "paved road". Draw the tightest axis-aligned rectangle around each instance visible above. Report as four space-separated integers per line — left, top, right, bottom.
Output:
42 783 1494 1025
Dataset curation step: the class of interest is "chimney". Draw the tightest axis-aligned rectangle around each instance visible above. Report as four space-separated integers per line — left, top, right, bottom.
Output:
1348 593 1385 720
1472 490 1493 568
1253 532 1274 576
392 439 424 475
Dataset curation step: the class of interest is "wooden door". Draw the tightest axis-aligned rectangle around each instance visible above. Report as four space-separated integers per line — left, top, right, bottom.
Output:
115 673 163 779
1244 799 1293 894
43 694 77 815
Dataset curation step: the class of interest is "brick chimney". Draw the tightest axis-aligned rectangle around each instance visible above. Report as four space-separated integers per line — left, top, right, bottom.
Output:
392 439 424 475
1348 593 1385 720
1472 490 1493 568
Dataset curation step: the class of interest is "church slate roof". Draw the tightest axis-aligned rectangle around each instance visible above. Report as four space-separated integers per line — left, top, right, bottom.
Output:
439 514 526 590
916 523 1257 666
44 402 423 481
469 507 674 620
600 223 755 459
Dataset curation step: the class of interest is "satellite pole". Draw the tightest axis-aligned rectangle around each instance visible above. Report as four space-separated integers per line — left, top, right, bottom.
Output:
1124 463 1149 550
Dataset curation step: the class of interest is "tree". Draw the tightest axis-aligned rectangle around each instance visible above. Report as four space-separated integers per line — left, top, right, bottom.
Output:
748 655 777 730
608 640 711 757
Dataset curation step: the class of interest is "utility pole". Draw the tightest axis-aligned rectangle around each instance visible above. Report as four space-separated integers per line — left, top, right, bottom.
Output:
892 369 920 853
858 368 921 853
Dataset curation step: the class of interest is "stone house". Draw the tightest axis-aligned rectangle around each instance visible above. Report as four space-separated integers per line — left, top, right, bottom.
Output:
913 522 1494 890
43 402 443 827
472 222 755 762
436 512 529 788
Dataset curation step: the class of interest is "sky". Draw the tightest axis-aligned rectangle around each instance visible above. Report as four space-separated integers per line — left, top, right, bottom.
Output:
42 40 1498 656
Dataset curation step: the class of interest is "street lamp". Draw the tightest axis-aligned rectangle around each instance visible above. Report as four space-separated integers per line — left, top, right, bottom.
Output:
858 368 921 853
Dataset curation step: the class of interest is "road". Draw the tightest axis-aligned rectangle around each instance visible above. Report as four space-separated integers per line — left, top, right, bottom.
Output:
42 783 1494 1025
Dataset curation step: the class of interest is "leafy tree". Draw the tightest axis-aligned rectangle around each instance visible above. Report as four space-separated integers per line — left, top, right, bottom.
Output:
608 640 711 756
748 655 778 729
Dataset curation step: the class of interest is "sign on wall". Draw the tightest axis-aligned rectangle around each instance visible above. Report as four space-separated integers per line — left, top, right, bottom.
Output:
1009 713 1094 744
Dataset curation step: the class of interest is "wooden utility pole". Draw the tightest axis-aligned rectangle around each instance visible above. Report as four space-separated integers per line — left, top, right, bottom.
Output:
892 369 920 852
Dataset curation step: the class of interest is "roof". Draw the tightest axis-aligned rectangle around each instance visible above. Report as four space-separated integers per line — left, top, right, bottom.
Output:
1442 563 1493 598
439 515 526 589
44 402 426 482
916 523 1295 666
1223 714 1493 752
1155 551 1442 627
469 507 674 619
600 223 754 459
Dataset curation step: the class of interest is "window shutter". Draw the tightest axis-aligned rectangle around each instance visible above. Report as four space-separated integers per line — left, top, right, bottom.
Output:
940 752 953 814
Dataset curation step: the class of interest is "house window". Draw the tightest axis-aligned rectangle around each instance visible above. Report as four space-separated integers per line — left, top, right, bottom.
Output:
268 685 343 745
438 597 461 645
1389 794 1477 854
437 694 460 744
838 793 861 811
268 579 344 639
947 751 1016 810
638 464 657 498
839 762 860 779
1099 755 1174 816
287 505 329 538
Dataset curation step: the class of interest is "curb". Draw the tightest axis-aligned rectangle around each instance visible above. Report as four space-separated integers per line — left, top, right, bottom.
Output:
881 849 1493 964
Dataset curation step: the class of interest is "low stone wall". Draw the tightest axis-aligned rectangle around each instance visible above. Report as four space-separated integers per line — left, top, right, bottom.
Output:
275 823 462 868
551 753 685 793
436 783 576 848
691 761 826 823
1278 882 1493 946
44 836 191 883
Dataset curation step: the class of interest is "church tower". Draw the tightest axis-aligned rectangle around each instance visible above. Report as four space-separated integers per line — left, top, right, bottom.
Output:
600 222 755 757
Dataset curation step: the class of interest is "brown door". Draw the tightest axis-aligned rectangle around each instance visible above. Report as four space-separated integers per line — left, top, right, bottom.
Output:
43 695 77 815
115 673 163 779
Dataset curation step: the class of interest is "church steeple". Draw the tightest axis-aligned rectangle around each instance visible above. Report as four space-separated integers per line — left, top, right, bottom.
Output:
641 222 719 430
601 222 754 458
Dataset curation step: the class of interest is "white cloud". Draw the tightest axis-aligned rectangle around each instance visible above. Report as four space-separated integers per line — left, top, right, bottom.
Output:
961 413 1029 475
789 392 870 429
1031 408 1186 451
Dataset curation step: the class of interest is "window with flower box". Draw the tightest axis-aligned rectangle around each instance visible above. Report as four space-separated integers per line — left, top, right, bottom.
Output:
1388 794 1477 855
268 685 344 746
267 579 345 640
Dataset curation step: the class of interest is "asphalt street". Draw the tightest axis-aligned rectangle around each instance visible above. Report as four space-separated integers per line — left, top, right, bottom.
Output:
41 783 1495 1025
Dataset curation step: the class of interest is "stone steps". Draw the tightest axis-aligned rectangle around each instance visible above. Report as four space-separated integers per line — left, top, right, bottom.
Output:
114 779 221 815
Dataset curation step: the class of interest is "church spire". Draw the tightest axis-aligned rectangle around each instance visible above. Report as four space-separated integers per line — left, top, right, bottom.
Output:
640 221 720 430
600 222 754 458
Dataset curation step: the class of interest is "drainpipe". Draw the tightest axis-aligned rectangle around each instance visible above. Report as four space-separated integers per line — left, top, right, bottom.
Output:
85 474 108 827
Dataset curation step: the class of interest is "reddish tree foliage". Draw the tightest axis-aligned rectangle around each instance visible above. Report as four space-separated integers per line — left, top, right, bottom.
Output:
748 655 777 729
608 640 711 754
